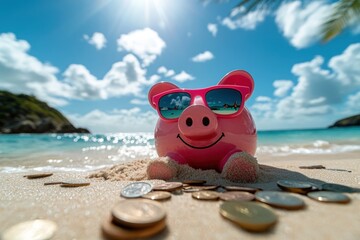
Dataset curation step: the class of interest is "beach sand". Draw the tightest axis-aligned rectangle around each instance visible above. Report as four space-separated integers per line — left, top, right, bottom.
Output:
1 153 360 240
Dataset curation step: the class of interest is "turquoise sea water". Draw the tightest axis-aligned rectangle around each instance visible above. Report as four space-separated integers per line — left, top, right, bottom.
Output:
1 127 360 173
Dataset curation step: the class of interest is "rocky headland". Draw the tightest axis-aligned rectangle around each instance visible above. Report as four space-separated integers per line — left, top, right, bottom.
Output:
0 90 90 134
328 114 360 128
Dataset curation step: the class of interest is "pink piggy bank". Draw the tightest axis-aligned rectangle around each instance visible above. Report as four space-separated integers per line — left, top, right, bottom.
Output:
147 70 259 182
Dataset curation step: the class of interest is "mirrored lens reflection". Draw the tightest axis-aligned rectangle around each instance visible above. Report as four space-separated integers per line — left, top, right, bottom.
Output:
159 92 191 119
206 89 242 115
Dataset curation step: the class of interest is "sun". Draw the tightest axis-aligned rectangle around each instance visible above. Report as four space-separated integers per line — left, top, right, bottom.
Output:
128 0 169 27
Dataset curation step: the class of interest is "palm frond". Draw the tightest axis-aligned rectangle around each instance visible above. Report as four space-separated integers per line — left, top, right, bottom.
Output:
322 0 360 42
234 0 282 14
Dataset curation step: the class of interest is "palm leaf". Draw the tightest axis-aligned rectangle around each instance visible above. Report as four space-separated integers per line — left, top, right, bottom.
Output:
322 0 360 42
234 0 283 14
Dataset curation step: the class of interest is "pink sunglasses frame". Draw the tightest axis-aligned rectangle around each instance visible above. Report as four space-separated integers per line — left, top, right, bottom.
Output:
152 85 251 121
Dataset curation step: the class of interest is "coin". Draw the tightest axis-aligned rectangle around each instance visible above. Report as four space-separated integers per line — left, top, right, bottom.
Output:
192 191 219 200
183 185 218 192
321 183 355 193
142 191 172 201
277 180 313 194
153 182 183 192
102 215 166 240
23 173 53 179
299 165 326 169
111 199 166 228
182 180 206 185
2 219 57 240
220 201 277 232
60 180 90 188
121 182 153 198
224 186 260 193
219 191 255 201
44 181 64 186
307 191 351 203
255 191 305 210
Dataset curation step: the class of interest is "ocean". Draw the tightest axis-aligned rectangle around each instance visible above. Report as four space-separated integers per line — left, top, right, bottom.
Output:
1 127 360 173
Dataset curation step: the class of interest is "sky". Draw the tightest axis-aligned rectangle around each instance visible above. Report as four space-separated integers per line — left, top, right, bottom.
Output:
0 0 359 133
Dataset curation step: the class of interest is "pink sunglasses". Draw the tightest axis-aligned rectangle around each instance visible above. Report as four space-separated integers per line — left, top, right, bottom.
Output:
152 85 251 121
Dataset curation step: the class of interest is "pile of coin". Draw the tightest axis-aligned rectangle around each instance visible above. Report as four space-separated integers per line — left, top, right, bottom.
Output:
112 179 355 234
102 199 167 240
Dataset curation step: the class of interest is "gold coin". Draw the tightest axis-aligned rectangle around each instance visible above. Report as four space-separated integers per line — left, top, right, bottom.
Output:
307 191 351 204
142 191 172 201
220 201 277 232
2 219 57 240
299 165 325 169
153 182 183 192
255 191 305 210
277 180 313 194
220 191 255 201
111 199 166 228
183 185 218 192
60 180 90 188
24 173 53 179
192 191 219 200
102 215 166 240
44 181 64 186
182 180 206 185
224 186 260 193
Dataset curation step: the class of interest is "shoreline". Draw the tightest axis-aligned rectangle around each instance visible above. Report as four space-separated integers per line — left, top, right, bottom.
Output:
1 155 360 239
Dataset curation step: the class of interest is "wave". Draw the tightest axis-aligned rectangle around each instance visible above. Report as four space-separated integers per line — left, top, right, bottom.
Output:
257 140 360 156
0 165 112 174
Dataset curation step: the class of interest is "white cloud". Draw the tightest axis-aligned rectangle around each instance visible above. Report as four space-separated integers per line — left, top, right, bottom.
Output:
157 66 175 77
69 108 158 133
275 1 332 49
207 23 218 37
130 99 149 105
63 54 147 99
191 51 214 62
117 28 166 66
83 32 107 50
273 80 294 97
346 91 360 111
172 71 195 83
255 96 272 102
0 33 158 106
251 43 360 123
0 33 69 106
222 6 268 30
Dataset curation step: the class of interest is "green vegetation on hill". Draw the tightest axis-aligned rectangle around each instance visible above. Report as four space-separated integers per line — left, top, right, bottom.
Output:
328 114 360 128
0 90 90 133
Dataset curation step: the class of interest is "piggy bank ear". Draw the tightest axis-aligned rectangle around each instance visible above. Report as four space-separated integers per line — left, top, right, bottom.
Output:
148 82 179 109
218 70 254 100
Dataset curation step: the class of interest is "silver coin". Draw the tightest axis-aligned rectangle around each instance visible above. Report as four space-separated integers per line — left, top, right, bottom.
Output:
255 191 305 210
277 180 313 194
121 182 153 198
2 219 57 240
307 191 351 203
321 183 355 193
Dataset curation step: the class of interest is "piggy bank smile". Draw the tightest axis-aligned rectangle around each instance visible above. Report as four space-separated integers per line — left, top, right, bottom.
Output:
176 132 225 149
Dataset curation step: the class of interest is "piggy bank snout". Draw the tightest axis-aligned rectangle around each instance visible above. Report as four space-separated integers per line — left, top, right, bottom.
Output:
178 105 219 140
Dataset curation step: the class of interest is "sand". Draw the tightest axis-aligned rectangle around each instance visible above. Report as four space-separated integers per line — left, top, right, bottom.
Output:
1 153 360 240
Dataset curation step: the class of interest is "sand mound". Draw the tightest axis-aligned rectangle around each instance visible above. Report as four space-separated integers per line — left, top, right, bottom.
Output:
88 157 300 186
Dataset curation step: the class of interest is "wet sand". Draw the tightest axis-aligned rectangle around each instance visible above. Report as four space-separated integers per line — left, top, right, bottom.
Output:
1 154 360 240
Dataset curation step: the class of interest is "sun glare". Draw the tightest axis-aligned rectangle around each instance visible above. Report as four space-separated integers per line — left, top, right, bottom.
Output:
127 0 170 28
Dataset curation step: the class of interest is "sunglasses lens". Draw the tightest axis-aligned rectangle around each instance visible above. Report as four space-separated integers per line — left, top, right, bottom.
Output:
159 92 191 119
206 89 242 115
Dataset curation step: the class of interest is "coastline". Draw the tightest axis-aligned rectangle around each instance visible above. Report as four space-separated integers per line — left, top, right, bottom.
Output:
1 153 360 239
